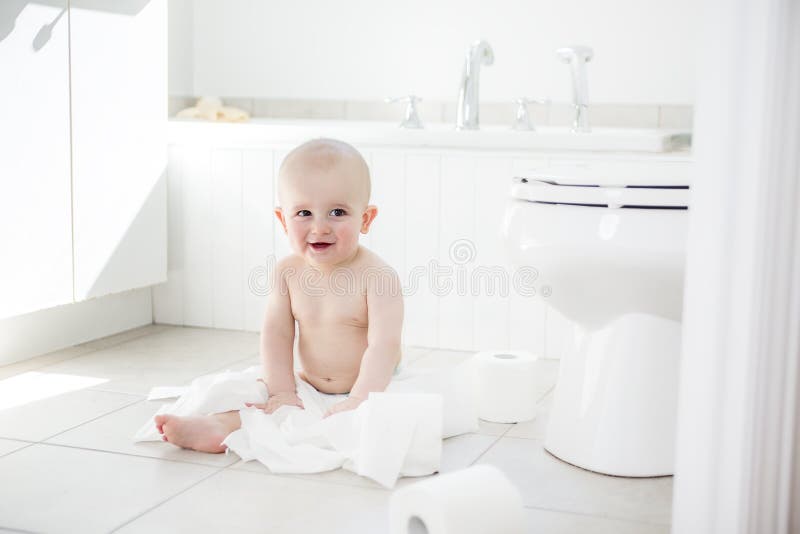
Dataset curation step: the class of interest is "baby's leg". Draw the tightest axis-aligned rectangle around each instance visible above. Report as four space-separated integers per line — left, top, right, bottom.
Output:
154 411 241 453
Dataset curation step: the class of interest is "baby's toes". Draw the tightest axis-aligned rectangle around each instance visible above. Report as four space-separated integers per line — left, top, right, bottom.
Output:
154 414 171 434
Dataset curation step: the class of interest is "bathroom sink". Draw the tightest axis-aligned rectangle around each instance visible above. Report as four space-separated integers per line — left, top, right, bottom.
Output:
170 118 690 154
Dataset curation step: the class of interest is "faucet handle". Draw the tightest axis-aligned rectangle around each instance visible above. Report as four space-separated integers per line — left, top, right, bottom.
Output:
512 98 546 131
556 46 594 63
384 95 424 129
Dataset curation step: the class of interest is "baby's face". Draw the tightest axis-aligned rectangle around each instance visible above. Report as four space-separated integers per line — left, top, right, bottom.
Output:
277 157 374 268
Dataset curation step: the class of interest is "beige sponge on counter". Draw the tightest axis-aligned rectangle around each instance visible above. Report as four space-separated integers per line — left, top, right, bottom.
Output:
176 96 250 122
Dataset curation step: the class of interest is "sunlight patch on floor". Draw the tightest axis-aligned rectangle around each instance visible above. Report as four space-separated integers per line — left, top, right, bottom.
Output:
0 371 109 411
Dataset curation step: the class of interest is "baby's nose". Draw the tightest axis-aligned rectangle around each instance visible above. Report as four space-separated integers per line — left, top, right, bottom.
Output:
311 216 332 234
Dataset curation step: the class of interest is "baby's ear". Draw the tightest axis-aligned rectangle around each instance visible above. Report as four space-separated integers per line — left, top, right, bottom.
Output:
360 205 378 234
274 208 288 233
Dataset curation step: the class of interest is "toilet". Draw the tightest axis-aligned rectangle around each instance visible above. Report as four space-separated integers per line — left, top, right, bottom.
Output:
503 161 690 477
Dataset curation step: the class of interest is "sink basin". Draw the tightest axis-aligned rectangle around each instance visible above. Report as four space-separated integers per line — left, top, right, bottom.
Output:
170 118 691 154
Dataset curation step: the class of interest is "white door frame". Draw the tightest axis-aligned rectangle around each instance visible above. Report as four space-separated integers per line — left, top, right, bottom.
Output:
672 0 800 532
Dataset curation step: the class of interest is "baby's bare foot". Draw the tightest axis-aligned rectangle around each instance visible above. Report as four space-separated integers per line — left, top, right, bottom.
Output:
154 414 235 454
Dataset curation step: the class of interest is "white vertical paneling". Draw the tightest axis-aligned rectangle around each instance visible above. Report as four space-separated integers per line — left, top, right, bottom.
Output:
152 146 185 324
438 155 476 351
472 156 513 351
404 154 440 348
508 157 549 356
368 150 405 279
243 150 274 332
272 150 293 261
181 147 214 327
211 149 244 330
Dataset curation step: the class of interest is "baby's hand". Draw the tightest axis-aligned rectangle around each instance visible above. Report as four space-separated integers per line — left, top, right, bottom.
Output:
246 391 304 414
324 395 365 418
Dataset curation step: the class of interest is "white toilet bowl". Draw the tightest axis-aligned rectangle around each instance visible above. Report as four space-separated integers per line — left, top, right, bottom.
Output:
503 162 690 477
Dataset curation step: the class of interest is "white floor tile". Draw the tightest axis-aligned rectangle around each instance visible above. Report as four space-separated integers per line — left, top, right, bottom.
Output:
82 324 170 351
0 444 217 534
0 326 168 381
478 437 673 524
0 386 140 442
476 419 512 436
438 432 498 472
0 345 96 381
0 325 673 533
0 438 30 457
115 468 389 534
46 400 239 468
524 507 670 534
108 326 258 357
38 332 256 396
209 354 260 373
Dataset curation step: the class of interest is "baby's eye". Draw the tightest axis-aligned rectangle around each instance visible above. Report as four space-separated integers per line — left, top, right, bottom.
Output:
296 210 312 217
329 208 347 217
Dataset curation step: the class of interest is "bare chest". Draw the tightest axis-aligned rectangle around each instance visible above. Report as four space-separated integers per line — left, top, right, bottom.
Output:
288 277 368 327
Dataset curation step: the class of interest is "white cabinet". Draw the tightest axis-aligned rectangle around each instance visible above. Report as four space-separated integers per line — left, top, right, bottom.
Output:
0 1 166 319
70 0 167 299
0 1 73 319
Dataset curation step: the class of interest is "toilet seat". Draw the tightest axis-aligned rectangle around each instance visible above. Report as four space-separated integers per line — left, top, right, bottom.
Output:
512 164 691 209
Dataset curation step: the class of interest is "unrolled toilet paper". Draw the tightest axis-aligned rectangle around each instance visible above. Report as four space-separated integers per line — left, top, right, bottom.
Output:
388 465 525 534
473 350 540 423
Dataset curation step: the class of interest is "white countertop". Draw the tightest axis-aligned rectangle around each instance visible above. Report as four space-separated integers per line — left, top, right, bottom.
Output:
169 118 692 155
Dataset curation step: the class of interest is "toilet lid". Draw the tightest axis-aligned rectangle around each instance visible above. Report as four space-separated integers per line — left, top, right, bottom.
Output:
512 163 690 209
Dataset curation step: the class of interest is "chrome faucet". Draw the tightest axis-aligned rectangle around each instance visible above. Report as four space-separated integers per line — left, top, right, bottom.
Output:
556 46 593 132
456 40 494 130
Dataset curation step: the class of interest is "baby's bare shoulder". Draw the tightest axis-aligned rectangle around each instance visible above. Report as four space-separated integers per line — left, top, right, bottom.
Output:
354 247 401 291
354 247 394 272
275 254 304 274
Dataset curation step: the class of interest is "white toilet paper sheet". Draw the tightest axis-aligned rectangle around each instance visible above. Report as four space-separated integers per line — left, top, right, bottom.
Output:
133 363 477 488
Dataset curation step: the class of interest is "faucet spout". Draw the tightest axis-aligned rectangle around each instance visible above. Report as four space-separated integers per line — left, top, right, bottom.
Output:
456 40 494 130
556 46 593 132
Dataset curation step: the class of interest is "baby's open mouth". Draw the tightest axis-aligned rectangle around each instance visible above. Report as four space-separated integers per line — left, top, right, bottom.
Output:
309 242 333 251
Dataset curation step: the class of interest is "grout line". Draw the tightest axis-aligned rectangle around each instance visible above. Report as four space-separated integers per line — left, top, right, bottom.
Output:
108 466 227 533
0 441 37 460
41 396 144 443
468 433 506 467
26 440 236 470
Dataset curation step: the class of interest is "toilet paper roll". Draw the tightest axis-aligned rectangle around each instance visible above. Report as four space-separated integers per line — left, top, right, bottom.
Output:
389 465 525 534
473 350 539 423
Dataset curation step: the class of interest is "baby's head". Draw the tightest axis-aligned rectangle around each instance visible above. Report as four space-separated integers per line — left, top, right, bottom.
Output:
275 138 377 267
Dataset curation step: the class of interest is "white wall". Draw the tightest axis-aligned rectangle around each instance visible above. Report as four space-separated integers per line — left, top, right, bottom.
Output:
171 0 697 104
168 0 194 95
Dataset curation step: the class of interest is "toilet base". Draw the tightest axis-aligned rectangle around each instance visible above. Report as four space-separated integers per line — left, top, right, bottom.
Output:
544 313 680 477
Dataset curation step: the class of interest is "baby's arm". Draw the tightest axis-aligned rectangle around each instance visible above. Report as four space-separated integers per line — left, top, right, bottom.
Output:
325 268 403 416
251 258 303 413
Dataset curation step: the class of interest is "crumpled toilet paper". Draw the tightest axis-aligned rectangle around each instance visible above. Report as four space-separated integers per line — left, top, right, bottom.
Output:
133 363 477 488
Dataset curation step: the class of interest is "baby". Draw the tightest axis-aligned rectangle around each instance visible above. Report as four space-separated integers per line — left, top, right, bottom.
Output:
155 138 403 452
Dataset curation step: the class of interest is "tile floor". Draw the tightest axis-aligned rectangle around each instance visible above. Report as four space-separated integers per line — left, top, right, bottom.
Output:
0 325 673 533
